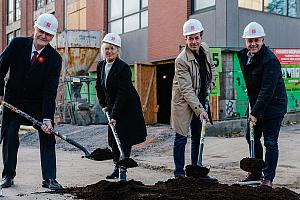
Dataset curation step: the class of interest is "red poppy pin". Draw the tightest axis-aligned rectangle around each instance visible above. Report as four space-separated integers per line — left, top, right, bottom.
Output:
38 56 45 63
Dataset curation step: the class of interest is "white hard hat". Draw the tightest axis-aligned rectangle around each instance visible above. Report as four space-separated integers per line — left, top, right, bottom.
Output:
183 19 204 36
102 33 121 47
34 13 58 35
242 22 266 39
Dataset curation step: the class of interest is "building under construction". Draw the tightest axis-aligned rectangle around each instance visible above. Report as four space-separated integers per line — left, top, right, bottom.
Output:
0 0 299 125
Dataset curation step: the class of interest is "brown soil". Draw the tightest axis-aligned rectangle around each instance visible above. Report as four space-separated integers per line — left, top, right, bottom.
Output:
240 157 265 172
117 158 138 168
87 148 114 161
185 164 210 178
59 178 300 200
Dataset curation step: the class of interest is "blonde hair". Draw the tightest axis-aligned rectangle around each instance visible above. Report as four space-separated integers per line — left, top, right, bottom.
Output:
100 42 122 61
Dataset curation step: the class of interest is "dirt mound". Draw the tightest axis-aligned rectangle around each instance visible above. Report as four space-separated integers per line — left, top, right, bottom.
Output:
60 178 300 200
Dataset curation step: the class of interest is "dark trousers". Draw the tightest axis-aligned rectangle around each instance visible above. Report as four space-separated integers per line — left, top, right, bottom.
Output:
108 128 132 165
246 116 283 181
1 116 56 180
173 114 202 176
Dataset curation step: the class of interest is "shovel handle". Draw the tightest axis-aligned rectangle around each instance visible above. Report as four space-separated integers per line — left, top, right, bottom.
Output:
248 104 255 159
105 112 125 159
1 101 91 157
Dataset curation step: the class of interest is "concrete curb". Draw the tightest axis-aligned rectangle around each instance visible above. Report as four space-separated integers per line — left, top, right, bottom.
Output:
206 112 300 137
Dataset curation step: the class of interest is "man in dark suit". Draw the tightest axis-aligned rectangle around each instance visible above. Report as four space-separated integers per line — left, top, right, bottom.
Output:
237 22 287 187
0 13 63 190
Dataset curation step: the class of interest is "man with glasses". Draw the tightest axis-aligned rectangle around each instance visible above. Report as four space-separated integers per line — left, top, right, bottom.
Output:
237 22 287 187
0 13 63 190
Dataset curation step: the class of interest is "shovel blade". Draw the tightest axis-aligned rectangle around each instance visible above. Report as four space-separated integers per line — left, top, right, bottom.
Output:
185 164 210 178
240 157 265 172
117 158 138 168
86 148 114 161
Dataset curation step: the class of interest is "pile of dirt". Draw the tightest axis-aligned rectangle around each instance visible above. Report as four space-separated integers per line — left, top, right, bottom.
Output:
59 178 300 200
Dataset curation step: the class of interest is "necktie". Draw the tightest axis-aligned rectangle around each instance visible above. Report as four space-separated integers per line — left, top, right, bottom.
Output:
31 51 39 64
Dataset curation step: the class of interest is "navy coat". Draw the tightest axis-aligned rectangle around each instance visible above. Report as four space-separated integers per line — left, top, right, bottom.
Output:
238 44 287 119
95 57 147 147
0 37 62 141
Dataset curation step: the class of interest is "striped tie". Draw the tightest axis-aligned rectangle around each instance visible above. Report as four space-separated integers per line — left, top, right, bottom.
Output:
31 51 39 64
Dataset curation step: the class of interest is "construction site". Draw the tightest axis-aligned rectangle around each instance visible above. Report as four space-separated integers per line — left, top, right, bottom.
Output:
0 0 300 199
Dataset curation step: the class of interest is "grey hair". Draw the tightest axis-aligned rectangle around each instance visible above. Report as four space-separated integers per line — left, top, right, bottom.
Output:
100 42 122 60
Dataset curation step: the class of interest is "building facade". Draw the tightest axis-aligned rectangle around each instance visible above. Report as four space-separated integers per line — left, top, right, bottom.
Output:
0 0 299 124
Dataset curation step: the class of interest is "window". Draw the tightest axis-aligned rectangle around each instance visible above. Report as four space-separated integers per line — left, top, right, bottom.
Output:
7 0 13 24
7 32 14 44
239 0 263 11
15 0 21 21
108 0 148 34
264 0 287 15
36 0 45 10
239 0 300 18
141 10 148 28
15 29 21 37
193 0 215 11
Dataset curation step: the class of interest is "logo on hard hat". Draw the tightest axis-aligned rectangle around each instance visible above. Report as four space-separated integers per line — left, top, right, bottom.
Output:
190 25 195 31
46 22 52 28
251 29 256 34
111 36 115 41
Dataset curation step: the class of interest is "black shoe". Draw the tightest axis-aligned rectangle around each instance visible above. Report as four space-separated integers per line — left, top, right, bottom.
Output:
199 175 218 183
237 173 263 185
1 176 14 188
106 169 119 179
119 168 127 181
42 179 63 190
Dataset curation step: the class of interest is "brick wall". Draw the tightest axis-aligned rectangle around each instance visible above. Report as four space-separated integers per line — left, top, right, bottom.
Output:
0 0 8 51
148 0 189 61
86 0 106 35
55 0 64 32
20 0 34 37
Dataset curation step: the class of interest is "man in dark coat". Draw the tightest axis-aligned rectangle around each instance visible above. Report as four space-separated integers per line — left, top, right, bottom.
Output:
95 33 147 181
0 14 63 190
237 22 287 187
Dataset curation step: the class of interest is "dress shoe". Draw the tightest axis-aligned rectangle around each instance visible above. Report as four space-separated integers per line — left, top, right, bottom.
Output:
106 168 119 179
260 178 272 188
1 176 14 188
119 168 127 181
238 173 263 185
199 175 218 183
42 179 63 190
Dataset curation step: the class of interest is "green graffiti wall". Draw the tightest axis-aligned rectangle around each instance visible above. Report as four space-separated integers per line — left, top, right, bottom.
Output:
233 53 248 118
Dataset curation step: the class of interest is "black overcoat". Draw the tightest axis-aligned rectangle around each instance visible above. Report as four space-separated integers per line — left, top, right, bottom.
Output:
0 37 62 141
95 57 147 147
237 44 287 119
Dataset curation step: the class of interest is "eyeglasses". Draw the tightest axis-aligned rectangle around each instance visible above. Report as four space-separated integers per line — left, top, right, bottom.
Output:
37 28 53 37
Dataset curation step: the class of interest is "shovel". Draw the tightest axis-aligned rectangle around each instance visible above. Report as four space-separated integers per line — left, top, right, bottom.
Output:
240 104 265 172
105 111 138 168
1 101 113 161
185 118 210 178
185 90 211 178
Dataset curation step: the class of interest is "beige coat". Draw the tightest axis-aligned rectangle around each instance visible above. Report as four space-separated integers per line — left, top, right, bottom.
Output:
171 42 214 136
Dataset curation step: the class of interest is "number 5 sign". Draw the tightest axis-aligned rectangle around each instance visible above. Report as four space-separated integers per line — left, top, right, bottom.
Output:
210 48 222 96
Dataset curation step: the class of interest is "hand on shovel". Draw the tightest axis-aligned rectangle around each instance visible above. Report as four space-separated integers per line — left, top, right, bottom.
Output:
41 119 53 134
199 111 209 121
109 118 117 126
249 114 257 126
